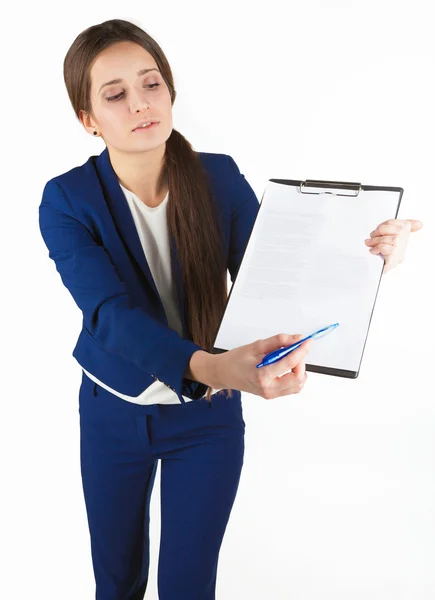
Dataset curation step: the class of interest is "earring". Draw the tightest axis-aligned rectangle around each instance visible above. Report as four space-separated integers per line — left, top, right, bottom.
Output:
93 131 98 136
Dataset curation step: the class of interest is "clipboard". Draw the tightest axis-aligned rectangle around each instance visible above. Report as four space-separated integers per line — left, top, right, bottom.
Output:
211 178 403 379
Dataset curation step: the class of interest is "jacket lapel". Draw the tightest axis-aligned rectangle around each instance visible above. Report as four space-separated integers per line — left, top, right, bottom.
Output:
95 146 187 338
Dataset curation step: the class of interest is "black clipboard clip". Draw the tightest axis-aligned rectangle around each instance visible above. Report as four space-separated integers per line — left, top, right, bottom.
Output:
300 179 362 197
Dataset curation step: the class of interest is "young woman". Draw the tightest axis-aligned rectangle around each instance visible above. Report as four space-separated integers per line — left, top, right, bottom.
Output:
38 18 422 600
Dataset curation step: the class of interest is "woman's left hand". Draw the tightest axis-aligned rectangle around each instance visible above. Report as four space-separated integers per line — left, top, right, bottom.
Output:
364 218 423 274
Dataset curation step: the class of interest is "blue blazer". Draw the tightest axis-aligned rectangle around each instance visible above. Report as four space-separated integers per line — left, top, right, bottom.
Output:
39 147 260 402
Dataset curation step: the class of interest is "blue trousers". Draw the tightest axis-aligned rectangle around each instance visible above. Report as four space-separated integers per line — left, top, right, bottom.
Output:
78 371 245 600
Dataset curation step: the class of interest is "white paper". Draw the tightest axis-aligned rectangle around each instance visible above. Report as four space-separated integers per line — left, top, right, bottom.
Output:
215 181 401 374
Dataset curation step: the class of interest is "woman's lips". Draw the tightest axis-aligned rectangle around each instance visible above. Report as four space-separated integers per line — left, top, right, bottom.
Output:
132 122 159 132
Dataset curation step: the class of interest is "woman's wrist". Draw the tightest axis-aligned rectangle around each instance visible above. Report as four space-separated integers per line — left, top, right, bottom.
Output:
185 350 222 389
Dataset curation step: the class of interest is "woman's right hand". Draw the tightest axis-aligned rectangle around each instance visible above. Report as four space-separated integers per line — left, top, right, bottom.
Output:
212 333 313 399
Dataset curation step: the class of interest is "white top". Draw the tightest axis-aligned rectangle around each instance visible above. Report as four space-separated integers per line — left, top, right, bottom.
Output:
81 183 222 404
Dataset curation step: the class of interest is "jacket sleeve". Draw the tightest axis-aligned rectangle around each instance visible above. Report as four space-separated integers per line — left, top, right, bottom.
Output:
226 155 260 283
38 179 205 397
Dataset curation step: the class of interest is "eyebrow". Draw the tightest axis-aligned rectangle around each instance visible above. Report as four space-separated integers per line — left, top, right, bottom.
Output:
98 68 160 93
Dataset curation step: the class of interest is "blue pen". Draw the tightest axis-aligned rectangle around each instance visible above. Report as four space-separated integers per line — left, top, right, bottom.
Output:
256 323 340 368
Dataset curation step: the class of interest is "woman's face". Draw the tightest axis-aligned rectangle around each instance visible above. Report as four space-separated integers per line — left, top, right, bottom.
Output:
82 40 173 153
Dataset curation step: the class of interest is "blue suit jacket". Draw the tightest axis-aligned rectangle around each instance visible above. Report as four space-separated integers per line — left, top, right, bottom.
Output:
39 147 260 403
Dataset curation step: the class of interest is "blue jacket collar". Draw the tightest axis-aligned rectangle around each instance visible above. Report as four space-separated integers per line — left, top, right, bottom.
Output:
95 145 187 338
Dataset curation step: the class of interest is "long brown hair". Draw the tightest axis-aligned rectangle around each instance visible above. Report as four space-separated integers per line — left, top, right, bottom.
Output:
63 18 233 402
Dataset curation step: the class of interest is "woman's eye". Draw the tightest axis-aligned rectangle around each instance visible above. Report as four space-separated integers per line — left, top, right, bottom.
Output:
106 83 160 102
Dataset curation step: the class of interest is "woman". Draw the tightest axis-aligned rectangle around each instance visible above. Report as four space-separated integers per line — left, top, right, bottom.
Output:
38 18 422 600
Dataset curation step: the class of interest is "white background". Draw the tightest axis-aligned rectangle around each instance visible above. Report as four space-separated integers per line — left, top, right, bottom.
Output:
2 1 434 598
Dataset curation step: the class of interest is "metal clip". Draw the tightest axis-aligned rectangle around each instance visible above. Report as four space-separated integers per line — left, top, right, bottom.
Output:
300 179 361 197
